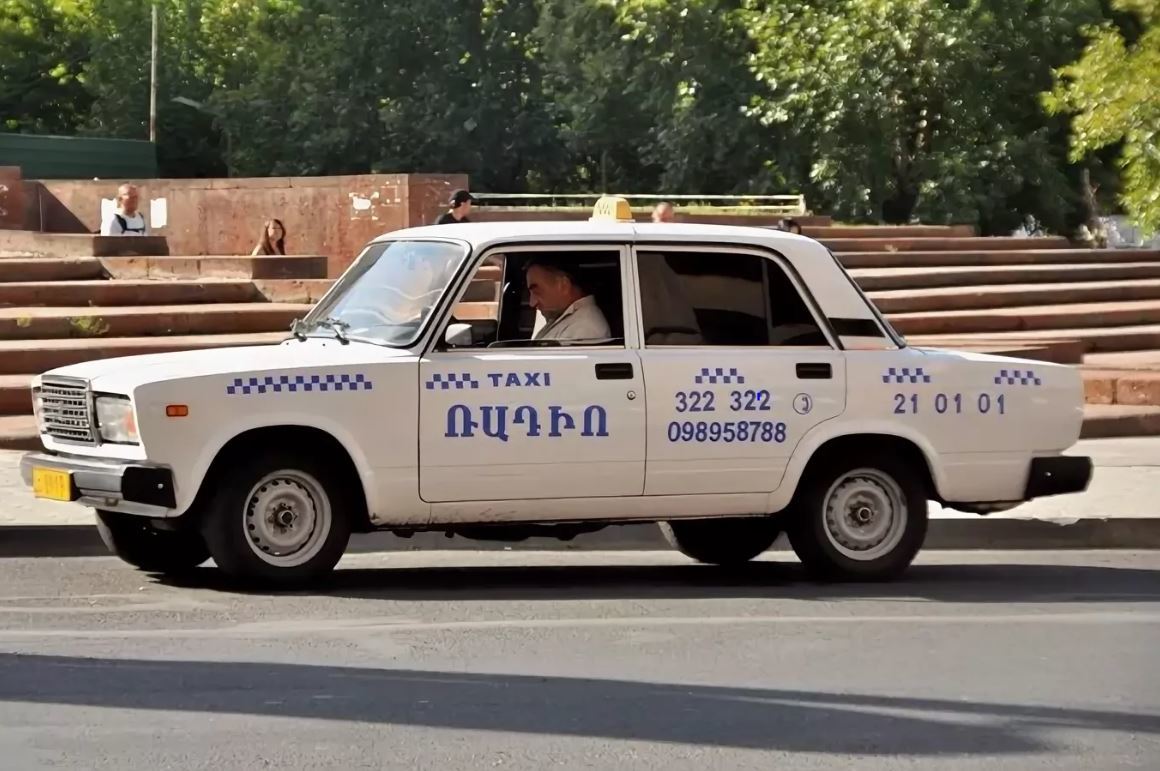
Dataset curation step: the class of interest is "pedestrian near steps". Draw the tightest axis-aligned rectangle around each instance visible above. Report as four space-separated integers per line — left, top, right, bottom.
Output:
100 183 147 236
252 218 287 255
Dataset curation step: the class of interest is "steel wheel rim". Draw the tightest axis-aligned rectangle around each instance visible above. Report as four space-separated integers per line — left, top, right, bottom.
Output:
243 469 331 567
822 468 908 561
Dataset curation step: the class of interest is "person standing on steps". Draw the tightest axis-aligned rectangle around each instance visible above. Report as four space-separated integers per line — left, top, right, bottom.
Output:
436 190 476 224
652 201 675 223
100 183 148 236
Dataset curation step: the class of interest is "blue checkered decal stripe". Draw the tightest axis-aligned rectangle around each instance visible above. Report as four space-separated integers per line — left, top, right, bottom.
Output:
882 367 932 384
694 367 745 385
426 372 481 390
226 373 372 395
994 369 1042 386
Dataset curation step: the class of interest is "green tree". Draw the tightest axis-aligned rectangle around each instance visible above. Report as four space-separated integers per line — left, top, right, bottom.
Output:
1045 0 1160 234
743 0 1107 231
0 0 91 134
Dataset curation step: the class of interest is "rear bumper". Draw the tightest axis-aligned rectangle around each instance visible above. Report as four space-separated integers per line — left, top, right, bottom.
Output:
1023 455 1093 500
20 452 176 517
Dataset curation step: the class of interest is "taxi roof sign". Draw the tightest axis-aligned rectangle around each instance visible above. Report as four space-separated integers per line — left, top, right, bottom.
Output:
589 195 634 222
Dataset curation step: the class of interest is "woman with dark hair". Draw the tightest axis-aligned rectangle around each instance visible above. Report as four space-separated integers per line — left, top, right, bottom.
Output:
251 219 287 255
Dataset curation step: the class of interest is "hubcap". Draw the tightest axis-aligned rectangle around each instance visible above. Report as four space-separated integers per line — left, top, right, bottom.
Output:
822 468 908 561
244 470 331 567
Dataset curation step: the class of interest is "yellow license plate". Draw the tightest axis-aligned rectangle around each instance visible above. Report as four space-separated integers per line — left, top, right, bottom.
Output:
32 467 73 501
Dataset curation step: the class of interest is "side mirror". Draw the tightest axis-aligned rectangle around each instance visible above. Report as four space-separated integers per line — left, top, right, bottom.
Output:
444 323 473 347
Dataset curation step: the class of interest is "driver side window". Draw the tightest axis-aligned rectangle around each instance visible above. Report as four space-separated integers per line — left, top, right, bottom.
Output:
440 249 625 350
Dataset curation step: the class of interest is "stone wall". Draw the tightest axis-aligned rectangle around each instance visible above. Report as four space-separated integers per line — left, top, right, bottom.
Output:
0 167 26 230
26 173 466 276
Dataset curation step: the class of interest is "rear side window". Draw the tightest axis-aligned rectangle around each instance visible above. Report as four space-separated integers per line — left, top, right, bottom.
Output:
637 250 829 347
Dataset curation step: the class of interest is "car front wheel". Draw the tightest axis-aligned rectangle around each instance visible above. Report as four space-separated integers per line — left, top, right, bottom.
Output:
787 457 928 581
200 451 352 586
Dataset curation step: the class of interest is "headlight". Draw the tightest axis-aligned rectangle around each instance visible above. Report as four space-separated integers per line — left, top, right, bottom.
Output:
95 395 139 444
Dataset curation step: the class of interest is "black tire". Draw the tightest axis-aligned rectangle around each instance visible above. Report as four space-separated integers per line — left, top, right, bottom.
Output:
659 517 781 566
199 450 352 587
95 510 209 574
786 455 928 581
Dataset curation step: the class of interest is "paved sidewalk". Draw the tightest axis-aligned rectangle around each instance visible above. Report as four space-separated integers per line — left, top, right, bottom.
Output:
3 438 1158 527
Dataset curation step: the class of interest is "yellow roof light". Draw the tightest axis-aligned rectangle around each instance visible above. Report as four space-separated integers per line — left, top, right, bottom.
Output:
590 195 634 222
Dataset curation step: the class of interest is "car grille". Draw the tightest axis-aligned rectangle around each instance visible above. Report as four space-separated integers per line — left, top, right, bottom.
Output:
37 377 97 444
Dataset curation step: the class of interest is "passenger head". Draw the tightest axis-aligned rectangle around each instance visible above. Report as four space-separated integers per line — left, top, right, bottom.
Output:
116 183 140 216
652 201 675 223
524 258 586 321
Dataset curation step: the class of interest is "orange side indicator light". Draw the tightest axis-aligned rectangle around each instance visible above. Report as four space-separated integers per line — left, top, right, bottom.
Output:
166 405 189 418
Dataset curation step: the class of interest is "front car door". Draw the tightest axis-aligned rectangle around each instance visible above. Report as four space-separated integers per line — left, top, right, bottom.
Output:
633 245 847 496
418 244 646 503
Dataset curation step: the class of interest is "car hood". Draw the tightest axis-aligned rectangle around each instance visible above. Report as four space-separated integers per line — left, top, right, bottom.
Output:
38 338 414 395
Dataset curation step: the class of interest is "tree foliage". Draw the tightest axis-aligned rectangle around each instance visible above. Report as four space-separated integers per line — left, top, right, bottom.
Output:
0 0 1153 235
1045 0 1160 233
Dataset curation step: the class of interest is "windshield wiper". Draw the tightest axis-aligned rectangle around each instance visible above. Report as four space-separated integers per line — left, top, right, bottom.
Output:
292 316 350 344
315 317 351 345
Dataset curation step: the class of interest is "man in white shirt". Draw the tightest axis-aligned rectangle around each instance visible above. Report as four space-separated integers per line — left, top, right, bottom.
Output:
525 258 611 342
100 183 148 236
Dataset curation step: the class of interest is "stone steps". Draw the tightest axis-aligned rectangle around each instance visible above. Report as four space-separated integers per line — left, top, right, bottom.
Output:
850 262 1160 291
0 232 168 258
1079 404 1160 439
0 258 105 282
869 278 1160 314
802 225 976 238
0 374 32 415
838 248 1160 269
888 300 1160 337
0 303 308 340
906 325 1160 354
101 255 329 280
1082 369 1160 407
0 332 286 375
0 279 263 307
821 236 1072 253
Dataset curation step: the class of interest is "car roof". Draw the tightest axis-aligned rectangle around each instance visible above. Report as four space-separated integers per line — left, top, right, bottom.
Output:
371 220 814 251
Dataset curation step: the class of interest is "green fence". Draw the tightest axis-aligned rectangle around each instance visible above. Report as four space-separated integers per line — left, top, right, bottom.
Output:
0 133 157 180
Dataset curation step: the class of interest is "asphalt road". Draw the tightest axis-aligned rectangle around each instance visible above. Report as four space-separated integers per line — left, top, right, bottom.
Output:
0 550 1158 770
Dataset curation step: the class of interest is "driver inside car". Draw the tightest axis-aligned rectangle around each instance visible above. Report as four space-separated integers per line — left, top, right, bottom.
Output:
525 257 611 341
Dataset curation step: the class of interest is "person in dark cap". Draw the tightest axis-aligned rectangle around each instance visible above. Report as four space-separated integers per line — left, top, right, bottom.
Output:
436 190 476 224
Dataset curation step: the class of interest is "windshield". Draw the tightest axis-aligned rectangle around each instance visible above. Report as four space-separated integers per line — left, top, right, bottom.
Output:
302 239 469 347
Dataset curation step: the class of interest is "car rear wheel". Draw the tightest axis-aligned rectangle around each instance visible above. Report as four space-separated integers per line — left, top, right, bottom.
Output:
95 509 209 574
659 517 781 566
787 456 928 580
200 451 352 587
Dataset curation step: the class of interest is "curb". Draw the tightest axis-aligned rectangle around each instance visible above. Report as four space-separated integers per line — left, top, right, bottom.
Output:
2 519 1160 560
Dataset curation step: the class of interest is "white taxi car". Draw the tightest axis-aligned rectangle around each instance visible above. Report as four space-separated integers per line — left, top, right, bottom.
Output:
20 197 1093 586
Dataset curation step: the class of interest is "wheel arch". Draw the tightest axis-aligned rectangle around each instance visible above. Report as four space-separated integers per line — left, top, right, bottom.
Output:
187 424 373 533
772 424 943 513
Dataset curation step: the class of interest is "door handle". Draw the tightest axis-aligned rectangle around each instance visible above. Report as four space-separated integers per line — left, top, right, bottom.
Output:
595 362 634 380
796 362 832 379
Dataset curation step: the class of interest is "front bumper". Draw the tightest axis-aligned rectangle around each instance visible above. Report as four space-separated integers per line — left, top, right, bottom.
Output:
20 452 176 517
1023 455 1093 499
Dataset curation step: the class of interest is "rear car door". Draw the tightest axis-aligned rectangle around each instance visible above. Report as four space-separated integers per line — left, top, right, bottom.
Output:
633 245 847 496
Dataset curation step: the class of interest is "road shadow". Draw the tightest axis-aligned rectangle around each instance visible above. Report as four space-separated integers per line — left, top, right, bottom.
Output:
158 560 1160 605
2 654 1158 756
